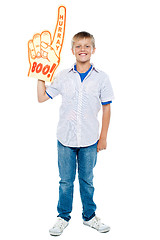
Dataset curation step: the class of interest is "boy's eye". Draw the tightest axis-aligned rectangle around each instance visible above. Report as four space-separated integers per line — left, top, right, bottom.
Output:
75 45 91 49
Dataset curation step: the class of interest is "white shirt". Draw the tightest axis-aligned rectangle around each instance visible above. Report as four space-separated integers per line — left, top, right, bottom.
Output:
46 64 114 147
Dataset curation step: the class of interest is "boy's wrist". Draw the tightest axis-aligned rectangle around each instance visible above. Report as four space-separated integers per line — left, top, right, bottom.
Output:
38 79 45 82
99 136 107 141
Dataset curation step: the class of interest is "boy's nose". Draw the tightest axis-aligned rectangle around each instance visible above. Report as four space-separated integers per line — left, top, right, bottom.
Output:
80 46 85 51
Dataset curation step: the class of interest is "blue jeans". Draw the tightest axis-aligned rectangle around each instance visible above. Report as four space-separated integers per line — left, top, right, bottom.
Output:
57 140 97 222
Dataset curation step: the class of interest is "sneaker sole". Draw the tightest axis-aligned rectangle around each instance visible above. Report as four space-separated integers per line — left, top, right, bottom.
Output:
98 227 110 233
50 233 62 236
83 223 110 233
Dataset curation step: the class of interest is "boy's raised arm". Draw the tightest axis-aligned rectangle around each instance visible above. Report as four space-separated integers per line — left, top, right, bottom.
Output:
37 79 50 103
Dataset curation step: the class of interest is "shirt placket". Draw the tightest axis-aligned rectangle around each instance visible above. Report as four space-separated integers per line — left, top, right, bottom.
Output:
76 77 83 147
75 68 94 146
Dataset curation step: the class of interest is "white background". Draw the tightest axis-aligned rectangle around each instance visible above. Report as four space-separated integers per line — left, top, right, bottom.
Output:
1 0 160 239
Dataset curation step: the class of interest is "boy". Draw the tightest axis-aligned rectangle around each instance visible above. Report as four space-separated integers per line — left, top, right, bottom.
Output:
37 31 114 236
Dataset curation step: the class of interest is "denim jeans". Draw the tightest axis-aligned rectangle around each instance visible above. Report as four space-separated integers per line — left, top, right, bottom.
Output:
57 140 97 222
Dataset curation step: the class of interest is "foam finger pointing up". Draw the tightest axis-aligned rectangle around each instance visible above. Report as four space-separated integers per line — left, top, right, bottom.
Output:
51 6 66 57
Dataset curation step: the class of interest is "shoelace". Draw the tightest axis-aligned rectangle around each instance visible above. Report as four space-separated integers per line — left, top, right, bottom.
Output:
91 216 101 228
54 219 66 230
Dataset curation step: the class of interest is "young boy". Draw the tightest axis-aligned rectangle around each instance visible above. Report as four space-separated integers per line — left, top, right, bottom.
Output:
37 31 114 236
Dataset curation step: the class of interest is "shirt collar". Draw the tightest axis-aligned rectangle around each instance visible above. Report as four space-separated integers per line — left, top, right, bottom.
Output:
68 63 100 73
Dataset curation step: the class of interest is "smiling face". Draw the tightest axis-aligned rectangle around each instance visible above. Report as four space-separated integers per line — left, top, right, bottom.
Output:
72 38 96 64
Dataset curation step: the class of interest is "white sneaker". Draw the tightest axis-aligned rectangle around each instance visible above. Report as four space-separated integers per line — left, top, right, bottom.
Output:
83 216 110 233
49 217 69 236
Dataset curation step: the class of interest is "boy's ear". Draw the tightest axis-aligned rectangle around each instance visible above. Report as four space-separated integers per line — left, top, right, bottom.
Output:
71 48 75 55
92 48 96 54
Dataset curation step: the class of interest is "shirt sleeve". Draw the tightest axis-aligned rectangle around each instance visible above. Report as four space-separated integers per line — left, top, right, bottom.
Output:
45 74 61 99
100 75 114 103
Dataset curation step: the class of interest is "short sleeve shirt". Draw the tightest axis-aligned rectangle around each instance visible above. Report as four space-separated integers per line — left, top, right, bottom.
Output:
46 64 114 147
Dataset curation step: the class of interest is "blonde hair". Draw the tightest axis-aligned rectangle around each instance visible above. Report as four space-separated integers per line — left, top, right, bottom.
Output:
71 31 95 49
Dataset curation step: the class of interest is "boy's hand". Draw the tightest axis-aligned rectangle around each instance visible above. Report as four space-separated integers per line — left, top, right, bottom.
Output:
97 138 107 152
28 6 66 82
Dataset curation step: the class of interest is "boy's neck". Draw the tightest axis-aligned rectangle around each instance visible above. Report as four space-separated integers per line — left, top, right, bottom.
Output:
76 62 91 73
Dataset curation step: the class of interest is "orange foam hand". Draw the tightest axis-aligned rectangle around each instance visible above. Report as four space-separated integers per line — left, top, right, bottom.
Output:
28 6 66 82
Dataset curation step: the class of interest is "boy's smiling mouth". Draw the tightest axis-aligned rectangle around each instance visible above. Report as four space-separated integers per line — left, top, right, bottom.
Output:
79 53 87 56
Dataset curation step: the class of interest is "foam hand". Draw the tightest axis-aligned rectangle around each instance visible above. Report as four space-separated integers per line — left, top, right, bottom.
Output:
28 6 66 82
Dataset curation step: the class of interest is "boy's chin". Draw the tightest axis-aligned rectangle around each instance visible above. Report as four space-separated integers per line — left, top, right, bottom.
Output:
77 58 91 64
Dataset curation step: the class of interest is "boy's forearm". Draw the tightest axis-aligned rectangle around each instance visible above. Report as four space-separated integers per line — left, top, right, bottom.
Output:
37 79 48 102
99 104 111 140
